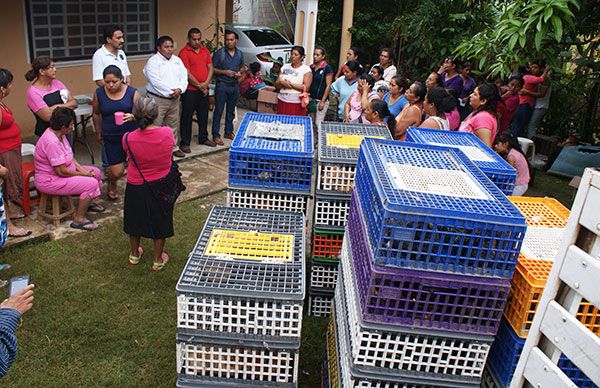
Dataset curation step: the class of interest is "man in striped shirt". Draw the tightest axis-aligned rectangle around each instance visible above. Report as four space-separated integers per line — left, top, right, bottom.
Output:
0 284 34 377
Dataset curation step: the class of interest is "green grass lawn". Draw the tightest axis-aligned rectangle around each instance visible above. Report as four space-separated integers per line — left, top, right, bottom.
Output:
0 170 572 387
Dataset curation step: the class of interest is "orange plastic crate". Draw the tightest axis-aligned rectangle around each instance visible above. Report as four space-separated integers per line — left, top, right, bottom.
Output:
508 196 570 228
504 256 600 338
312 228 344 262
326 311 340 388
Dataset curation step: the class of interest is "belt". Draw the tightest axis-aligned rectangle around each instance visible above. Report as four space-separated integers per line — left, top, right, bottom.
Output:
147 91 176 100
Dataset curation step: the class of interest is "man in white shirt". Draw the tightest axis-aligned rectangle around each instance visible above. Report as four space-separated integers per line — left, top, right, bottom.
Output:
143 35 188 157
92 25 131 86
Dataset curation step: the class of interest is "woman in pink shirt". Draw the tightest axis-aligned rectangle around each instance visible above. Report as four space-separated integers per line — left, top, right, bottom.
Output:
25 56 77 138
493 132 530 196
459 83 499 147
34 108 104 231
122 96 175 271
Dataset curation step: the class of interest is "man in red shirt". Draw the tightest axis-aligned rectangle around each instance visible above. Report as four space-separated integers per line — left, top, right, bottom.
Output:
179 28 215 151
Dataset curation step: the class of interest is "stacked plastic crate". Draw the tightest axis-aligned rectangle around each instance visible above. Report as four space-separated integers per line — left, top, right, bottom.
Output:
309 122 392 317
227 112 314 214
325 138 527 387
486 197 597 387
176 206 305 387
406 127 517 196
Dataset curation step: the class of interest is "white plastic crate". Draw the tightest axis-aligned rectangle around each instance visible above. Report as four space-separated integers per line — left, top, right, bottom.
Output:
177 335 298 386
309 260 339 290
336 238 491 385
317 163 356 194
177 295 303 339
227 187 309 214
313 195 350 230
308 293 334 317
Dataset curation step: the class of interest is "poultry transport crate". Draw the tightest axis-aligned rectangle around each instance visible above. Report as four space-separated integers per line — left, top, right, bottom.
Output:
346 206 510 335
406 126 517 195
227 185 309 214
313 193 350 230
311 228 344 263
354 138 527 278
507 196 570 228
334 270 487 388
317 122 392 195
229 113 313 192
176 206 305 343
486 318 593 387
309 259 339 292
308 289 334 317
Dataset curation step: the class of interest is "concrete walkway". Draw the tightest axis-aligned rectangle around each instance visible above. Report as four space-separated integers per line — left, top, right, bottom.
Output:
4 108 251 250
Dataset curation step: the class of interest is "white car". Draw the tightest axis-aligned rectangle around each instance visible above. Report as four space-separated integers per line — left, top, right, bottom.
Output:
225 24 294 73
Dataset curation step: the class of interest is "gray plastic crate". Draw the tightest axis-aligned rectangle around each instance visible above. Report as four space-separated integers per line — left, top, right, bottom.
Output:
318 122 392 164
227 185 310 215
313 193 350 231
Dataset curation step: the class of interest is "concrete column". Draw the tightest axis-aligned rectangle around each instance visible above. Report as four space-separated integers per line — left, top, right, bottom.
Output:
339 0 354 68
294 0 319 65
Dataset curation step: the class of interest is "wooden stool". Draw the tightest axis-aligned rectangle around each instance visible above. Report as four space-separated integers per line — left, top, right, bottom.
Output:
38 193 75 226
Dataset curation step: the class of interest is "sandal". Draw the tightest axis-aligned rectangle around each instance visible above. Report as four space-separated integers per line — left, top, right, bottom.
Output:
0 264 12 271
9 227 32 238
152 252 169 271
9 212 25 220
70 220 99 231
107 190 119 201
128 247 144 265
88 203 106 213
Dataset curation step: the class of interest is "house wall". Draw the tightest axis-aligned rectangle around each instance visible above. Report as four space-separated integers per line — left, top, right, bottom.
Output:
0 0 227 139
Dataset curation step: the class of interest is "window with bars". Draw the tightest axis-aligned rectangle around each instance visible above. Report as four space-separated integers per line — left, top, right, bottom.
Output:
25 0 157 62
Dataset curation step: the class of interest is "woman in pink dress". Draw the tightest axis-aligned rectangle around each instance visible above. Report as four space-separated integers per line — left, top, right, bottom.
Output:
34 108 104 231
459 83 500 147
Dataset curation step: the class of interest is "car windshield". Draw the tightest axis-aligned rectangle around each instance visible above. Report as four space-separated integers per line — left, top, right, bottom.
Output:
242 29 289 47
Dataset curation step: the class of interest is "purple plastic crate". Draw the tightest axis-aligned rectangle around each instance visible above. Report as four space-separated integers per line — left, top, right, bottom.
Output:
346 191 511 335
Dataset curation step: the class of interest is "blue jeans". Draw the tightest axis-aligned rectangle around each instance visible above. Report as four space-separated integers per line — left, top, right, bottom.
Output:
509 103 533 137
212 82 239 139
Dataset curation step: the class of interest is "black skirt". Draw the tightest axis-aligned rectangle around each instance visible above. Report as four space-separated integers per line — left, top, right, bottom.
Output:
123 182 174 239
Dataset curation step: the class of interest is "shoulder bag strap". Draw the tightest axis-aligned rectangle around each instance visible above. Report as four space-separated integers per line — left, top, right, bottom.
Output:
124 133 148 184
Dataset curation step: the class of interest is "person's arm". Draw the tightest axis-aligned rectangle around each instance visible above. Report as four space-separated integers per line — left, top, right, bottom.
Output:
319 73 333 111
343 97 352 122
473 127 493 147
420 117 440 130
506 153 517 168
64 93 77 110
394 106 421 140
53 162 94 177
0 285 34 378
202 63 214 94
92 91 103 144
360 81 371 110
302 70 313 93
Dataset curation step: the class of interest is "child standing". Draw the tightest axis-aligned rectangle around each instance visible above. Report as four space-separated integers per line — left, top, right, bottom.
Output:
493 132 530 196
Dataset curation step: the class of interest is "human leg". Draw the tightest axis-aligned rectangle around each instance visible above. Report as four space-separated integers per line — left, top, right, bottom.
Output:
163 98 182 151
224 84 240 136
179 90 198 147
526 108 547 139
197 93 210 144
212 83 227 140
152 238 168 271
509 104 532 137
128 235 144 264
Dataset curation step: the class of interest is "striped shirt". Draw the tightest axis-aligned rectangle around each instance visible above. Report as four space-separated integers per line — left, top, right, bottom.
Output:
0 308 21 377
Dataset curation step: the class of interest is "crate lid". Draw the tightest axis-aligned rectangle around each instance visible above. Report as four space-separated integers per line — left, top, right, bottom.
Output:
508 196 570 228
176 206 305 299
231 112 313 155
520 227 564 261
318 122 392 163
407 127 516 176
359 138 526 224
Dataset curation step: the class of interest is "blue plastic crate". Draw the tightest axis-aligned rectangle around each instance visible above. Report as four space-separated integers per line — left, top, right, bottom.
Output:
354 138 527 278
487 318 594 387
229 112 314 192
406 127 517 195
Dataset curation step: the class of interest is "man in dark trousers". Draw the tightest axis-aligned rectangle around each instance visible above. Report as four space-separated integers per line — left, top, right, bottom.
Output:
179 28 215 151
211 30 244 145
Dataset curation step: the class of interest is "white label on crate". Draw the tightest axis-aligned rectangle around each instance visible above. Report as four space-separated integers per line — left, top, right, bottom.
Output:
386 162 489 199
430 143 494 162
520 227 565 261
247 121 304 144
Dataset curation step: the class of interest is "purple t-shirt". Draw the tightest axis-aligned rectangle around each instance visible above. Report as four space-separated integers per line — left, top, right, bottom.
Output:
442 73 464 98
461 76 475 99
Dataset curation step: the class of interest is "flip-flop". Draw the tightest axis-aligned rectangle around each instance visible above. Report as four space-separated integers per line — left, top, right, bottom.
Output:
70 220 99 231
8 228 32 238
9 213 26 220
152 252 169 271
88 203 106 213
0 264 12 271
128 246 144 265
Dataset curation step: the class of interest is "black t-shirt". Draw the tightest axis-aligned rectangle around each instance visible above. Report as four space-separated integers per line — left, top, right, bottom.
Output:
310 62 334 100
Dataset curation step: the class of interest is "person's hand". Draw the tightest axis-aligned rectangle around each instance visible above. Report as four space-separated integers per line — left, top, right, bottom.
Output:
318 101 325 111
96 133 103 145
224 70 237 78
170 88 182 98
0 164 8 177
359 79 367 89
518 89 529 96
123 113 135 123
1 284 34 315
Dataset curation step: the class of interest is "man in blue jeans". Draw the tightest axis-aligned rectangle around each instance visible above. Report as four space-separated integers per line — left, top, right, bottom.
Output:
211 30 244 145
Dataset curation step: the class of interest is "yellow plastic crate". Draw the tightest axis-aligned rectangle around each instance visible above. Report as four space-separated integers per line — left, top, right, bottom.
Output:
204 229 294 263
508 196 570 228
326 310 340 388
504 256 600 338
325 133 384 148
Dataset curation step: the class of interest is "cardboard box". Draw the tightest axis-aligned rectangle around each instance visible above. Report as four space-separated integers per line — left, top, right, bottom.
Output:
257 88 278 114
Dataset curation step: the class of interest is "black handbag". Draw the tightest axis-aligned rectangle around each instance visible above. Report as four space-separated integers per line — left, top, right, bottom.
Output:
124 133 186 208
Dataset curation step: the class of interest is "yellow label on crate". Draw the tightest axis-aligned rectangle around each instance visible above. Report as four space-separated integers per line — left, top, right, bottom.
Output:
204 229 294 262
326 134 385 148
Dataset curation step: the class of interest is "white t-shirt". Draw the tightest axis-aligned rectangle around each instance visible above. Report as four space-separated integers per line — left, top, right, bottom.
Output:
92 45 131 81
374 63 397 83
277 63 311 103
535 85 552 109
